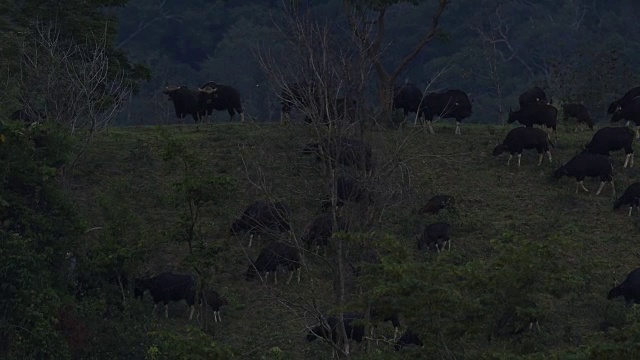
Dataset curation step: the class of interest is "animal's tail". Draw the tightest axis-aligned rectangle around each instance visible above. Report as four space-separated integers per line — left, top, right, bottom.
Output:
613 196 624 210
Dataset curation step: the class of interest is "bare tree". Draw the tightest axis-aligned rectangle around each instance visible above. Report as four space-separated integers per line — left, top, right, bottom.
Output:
244 3 448 357
343 0 450 126
14 21 132 163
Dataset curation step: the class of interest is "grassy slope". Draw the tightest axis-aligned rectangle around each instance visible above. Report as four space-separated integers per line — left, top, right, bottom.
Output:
71 121 640 359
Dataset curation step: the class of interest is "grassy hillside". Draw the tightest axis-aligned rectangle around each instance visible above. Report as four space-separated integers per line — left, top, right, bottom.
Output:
71 121 640 359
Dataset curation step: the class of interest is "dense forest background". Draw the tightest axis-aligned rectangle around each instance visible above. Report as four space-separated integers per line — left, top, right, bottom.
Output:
4 0 640 359
116 0 640 125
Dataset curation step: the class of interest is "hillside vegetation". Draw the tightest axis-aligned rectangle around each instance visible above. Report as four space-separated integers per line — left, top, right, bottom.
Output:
69 121 640 358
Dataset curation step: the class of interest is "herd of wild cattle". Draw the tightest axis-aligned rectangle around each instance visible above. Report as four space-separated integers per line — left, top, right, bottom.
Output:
116 82 640 352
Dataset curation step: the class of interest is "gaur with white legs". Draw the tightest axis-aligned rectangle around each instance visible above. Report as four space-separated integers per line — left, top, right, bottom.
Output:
492 127 554 166
245 241 301 285
613 182 640 216
553 152 615 195
585 126 635 168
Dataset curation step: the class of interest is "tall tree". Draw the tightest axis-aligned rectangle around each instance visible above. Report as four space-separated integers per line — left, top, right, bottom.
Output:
343 0 450 125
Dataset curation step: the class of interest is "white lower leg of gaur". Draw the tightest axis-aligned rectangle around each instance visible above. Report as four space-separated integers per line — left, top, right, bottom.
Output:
427 120 435 134
189 305 195 320
517 153 522 167
547 151 553 163
577 181 589 193
596 182 605 195
448 240 451 251
629 206 633 217
240 113 245 122
455 122 461 135
538 153 543 166
624 153 631 168
393 327 400 342
287 270 295 284
248 234 253 247
297 267 301 283
630 153 635 167
636 125 639 139
611 181 616 196
507 154 512 166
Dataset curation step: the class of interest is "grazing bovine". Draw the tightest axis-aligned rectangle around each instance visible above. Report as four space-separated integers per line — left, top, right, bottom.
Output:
553 152 615 195
197 81 245 122
585 127 635 168
611 96 640 138
133 272 197 320
507 103 558 133
246 241 301 285
370 307 401 340
608 86 640 114
163 85 205 123
613 182 640 216
417 194 456 215
303 137 374 172
394 330 424 351
200 288 229 323
301 213 349 252
319 176 372 212
492 127 554 166
420 89 472 135
518 86 549 108
230 201 292 247
608 268 640 305
393 83 423 123
306 312 365 344
280 82 316 125
562 103 594 131
417 222 452 252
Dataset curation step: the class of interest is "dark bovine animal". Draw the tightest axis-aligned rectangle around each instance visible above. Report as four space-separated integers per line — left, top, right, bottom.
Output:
133 272 197 320
280 82 316 125
417 222 452 252
611 96 640 138
553 152 615 195
370 307 401 340
507 103 558 133
301 213 349 253
608 268 640 305
518 86 549 108
394 330 424 351
490 301 540 340
200 288 229 322
608 86 640 114
163 85 205 123
420 89 472 135
245 241 301 285
417 194 456 215
393 83 423 123
319 176 373 212
562 103 594 131
303 137 374 172
230 201 292 247
492 127 554 166
306 312 365 344
613 182 640 216
585 126 635 168
197 81 245 122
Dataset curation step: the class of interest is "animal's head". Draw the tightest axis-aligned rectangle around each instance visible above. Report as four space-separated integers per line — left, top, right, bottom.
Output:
198 86 218 103
607 285 623 300
245 264 257 281
553 164 567 179
585 116 595 130
230 220 242 236
133 278 146 300
610 110 623 123
492 144 507 157
608 100 620 114
506 107 517 124
163 85 182 100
